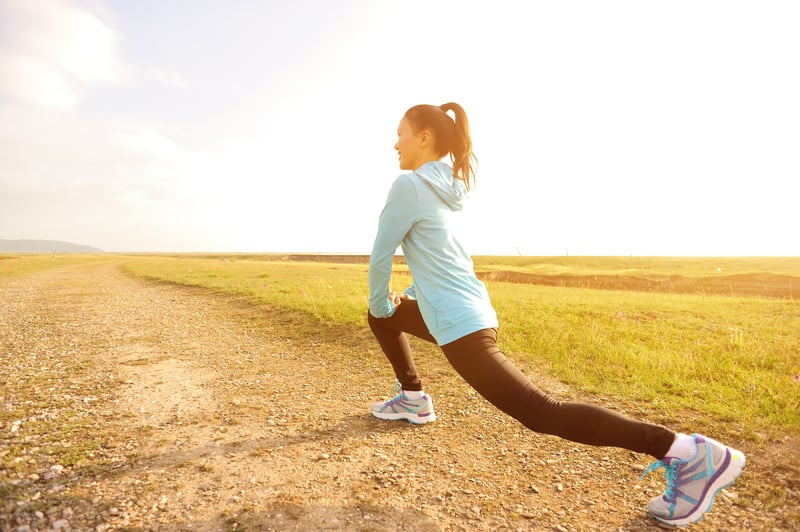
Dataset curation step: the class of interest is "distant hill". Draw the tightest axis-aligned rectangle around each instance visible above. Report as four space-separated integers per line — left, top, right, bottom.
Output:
0 239 104 253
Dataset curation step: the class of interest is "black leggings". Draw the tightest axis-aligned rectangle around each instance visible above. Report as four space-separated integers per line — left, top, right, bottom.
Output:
368 300 675 459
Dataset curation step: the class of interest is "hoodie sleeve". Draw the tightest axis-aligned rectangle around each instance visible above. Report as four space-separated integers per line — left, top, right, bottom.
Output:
403 282 417 299
368 175 418 318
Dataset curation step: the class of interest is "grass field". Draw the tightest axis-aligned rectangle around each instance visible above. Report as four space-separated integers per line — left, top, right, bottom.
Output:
5 253 799 442
0 254 107 277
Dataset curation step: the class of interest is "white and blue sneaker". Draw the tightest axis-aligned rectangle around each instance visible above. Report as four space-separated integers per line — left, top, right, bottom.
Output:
370 382 436 425
642 433 746 527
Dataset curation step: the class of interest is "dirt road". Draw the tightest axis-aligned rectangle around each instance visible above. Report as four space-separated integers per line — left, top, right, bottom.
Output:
1 261 796 530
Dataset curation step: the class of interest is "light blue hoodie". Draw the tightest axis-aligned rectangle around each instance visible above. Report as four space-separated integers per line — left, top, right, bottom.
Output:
368 161 498 345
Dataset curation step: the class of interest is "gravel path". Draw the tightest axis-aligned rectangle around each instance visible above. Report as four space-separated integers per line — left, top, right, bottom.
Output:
1 261 796 531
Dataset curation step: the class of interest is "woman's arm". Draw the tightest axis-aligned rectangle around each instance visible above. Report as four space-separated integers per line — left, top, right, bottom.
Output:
368 175 417 317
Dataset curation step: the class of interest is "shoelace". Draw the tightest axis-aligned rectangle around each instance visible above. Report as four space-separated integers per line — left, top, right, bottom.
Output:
642 460 679 501
381 382 405 407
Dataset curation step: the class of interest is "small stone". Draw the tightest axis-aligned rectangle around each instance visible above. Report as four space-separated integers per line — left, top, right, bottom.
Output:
52 519 70 530
556 483 564 492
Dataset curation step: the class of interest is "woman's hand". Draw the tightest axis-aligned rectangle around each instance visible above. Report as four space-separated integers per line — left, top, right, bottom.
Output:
389 290 410 309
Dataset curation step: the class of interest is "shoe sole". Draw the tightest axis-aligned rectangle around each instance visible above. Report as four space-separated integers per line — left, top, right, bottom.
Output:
651 447 746 527
370 410 437 425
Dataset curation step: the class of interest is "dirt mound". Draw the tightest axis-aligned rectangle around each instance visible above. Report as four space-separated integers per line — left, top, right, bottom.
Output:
283 255 799 299
477 271 800 299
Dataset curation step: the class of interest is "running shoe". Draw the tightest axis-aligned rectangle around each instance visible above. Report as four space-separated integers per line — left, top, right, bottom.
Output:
642 433 746 527
370 382 436 424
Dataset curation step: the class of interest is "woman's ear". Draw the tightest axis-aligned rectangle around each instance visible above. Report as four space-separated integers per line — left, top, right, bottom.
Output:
418 129 432 147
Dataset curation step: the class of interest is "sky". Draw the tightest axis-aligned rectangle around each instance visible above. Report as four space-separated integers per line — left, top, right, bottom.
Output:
0 0 798 256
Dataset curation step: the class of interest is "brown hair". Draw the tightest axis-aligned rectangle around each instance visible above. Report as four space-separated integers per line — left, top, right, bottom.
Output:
404 102 477 191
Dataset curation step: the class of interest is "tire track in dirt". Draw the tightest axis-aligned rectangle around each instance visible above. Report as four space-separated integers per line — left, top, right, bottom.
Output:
2 260 793 531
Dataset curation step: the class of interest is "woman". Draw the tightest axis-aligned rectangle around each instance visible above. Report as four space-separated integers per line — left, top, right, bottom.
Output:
367 102 746 527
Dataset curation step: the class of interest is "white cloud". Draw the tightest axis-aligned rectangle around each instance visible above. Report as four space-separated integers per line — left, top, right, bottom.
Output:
0 0 129 111
147 67 188 89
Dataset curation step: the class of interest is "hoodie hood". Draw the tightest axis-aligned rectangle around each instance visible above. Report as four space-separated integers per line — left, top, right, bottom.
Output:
414 161 467 212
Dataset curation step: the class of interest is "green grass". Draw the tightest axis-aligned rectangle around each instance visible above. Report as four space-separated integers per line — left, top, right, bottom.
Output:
0 253 106 277
489 283 799 433
122 256 389 327
120 254 800 440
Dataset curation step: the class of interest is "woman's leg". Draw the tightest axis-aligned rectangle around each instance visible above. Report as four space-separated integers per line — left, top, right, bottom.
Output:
441 328 676 459
367 300 436 392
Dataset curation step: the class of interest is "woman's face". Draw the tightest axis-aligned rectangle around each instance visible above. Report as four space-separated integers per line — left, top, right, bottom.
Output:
394 117 425 171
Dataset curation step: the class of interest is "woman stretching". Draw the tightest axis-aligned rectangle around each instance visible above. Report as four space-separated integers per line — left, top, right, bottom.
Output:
367 102 746 527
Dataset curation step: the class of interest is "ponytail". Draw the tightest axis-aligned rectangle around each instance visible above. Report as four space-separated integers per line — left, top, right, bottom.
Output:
403 102 478 191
